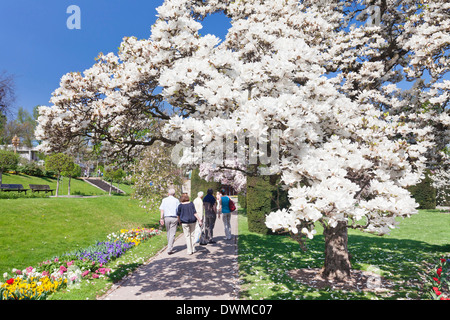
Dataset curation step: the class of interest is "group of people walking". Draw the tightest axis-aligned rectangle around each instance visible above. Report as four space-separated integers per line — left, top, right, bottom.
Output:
159 188 235 255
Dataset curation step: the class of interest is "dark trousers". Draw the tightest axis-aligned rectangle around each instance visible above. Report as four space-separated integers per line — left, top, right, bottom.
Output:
205 212 216 241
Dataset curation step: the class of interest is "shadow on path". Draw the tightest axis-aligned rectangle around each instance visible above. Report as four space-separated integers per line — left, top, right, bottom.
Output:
100 212 239 300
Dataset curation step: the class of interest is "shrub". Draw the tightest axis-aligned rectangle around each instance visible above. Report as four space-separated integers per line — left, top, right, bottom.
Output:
0 149 20 184
17 160 45 176
246 176 273 234
409 170 436 209
0 192 49 199
246 174 290 235
238 192 247 209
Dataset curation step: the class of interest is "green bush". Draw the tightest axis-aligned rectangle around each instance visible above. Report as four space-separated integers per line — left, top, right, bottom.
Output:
246 175 289 235
0 149 20 184
409 170 436 209
0 192 49 199
17 161 45 177
247 176 273 234
238 192 247 209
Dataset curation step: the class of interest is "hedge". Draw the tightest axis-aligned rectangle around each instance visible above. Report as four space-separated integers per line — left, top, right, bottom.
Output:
246 174 289 235
238 192 247 209
409 170 436 209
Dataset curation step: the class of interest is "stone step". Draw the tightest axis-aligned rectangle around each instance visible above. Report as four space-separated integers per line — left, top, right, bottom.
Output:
83 178 125 194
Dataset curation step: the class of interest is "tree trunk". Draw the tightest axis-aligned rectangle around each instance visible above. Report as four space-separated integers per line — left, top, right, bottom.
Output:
321 221 351 282
56 174 60 197
68 177 71 196
0 169 3 185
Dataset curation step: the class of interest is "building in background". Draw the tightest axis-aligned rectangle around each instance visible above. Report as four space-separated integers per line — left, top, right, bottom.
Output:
0 144 41 163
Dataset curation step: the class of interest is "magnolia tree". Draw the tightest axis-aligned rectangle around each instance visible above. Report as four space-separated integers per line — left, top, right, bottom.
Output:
155 0 447 281
131 142 184 212
34 37 175 161
36 0 449 281
198 161 247 193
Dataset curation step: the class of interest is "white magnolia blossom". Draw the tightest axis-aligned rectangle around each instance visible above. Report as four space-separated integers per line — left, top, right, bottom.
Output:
131 142 184 212
35 37 170 160
431 152 450 206
156 0 447 238
36 0 449 240
199 160 247 193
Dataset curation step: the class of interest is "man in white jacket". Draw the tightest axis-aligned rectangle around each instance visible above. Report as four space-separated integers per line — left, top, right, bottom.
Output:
193 191 204 220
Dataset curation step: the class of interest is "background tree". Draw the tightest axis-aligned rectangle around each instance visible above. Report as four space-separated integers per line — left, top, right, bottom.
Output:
0 71 15 145
61 163 81 196
0 111 6 145
103 166 125 196
198 161 247 194
34 38 178 163
0 149 19 185
131 142 184 211
2 107 37 148
0 71 15 117
45 153 74 197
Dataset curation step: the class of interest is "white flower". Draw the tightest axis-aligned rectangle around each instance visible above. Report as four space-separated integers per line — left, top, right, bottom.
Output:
36 0 445 241
301 228 317 239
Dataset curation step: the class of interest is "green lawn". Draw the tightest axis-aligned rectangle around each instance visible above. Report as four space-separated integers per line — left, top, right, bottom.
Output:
238 209 450 300
1 191 448 300
49 231 168 300
1 173 133 196
0 196 160 274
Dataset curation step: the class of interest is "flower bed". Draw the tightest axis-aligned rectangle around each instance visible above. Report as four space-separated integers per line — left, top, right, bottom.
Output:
1 227 161 300
425 257 449 300
0 268 66 300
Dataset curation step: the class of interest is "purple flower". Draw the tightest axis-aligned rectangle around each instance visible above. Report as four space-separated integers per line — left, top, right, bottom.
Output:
74 240 134 265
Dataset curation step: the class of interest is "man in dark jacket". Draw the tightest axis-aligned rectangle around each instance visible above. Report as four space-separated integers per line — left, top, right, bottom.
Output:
203 188 217 243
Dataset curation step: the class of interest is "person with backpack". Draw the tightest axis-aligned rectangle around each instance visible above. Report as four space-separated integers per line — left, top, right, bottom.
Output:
220 189 236 240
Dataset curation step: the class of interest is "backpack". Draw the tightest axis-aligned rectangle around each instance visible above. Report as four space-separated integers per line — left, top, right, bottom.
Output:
228 198 236 212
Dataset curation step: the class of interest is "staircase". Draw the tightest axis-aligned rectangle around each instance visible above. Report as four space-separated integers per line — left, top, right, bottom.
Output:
83 178 125 194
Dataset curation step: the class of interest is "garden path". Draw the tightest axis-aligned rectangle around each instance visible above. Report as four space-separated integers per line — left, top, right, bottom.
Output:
98 212 239 300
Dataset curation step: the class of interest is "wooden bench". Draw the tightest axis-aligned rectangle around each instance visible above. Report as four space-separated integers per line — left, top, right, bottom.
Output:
0 184 29 194
29 184 55 195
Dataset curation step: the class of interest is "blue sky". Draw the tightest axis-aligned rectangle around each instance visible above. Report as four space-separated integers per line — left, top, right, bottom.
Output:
0 1 447 119
0 0 229 117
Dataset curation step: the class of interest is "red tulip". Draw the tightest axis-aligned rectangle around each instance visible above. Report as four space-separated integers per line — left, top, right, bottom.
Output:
6 278 14 285
433 287 442 296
